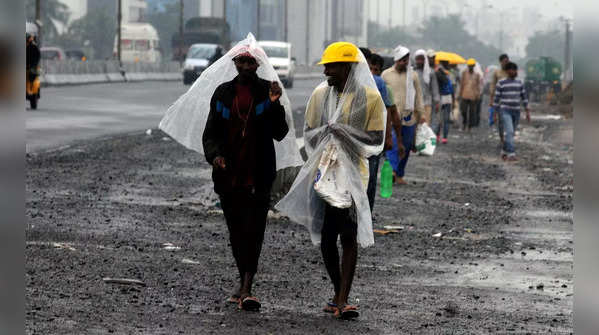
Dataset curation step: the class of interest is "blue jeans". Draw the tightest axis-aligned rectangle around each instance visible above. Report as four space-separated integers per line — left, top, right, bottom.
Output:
434 104 452 139
385 124 415 178
501 109 520 155
367 154 381 211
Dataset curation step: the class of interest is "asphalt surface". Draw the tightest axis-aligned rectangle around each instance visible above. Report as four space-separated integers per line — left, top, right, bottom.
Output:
26 77 323 153
26 94 573 334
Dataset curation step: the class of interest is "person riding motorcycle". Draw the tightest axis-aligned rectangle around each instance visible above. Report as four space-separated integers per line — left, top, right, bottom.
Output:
26 33 41 109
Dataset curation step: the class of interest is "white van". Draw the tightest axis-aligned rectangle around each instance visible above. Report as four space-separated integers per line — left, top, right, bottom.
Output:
114 23 161 63
257 41 296 88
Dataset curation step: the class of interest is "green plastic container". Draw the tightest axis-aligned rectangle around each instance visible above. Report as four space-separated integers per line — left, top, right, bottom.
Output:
380 160 393 198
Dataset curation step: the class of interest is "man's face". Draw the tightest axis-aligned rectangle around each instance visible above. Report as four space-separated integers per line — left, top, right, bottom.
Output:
415 55 425 69
428 56 435 67
501 57 510 69
395 54 409 72
324 62 350 87
233 55 259 81
468 64 475 72
507 68 517 78
368 61 382 76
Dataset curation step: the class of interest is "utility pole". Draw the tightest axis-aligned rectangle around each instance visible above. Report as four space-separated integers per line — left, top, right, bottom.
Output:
179 0 184 66
117 0 122 66
402 0 406 27
331 0 338 41
256 0 261 40
388 0 392 28
284 0 288 41
35 0 42 46
305 0 310 65
564 19 572 85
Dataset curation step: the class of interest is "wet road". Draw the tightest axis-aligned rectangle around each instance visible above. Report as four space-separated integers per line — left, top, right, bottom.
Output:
26 101 573 333
26 78 323 153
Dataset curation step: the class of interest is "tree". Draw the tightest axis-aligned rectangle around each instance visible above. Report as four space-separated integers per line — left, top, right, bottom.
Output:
367 21 417 50
147 1 180 61
419 15 502 67
60 8 116 60
25 0 71 44
525 30 565 63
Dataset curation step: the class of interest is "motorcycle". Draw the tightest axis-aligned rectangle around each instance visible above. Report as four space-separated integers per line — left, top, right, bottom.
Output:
26 66 40 109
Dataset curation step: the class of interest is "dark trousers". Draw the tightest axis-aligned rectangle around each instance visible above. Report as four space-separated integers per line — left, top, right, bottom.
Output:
367 155 381 212
220 189 270 275
460 98 477 128
474 99 482 127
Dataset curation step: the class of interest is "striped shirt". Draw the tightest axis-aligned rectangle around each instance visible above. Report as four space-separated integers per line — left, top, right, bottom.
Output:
493 78 528 111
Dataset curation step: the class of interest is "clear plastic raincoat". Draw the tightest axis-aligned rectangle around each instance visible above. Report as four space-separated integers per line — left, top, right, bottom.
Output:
158 33 303 171
276 53 387 248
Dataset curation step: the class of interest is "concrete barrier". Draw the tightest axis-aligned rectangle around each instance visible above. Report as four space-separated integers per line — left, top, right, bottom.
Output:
41 60 181 86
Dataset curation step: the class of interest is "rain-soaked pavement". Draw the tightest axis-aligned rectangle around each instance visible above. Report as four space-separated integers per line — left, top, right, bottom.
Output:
26 102 572 334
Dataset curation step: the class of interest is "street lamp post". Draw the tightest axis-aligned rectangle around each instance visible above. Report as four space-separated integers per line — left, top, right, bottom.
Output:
179 0 184 66
117 0 122 66
35 0 42 46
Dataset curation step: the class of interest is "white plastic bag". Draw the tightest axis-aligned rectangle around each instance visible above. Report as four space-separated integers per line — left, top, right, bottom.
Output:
415 122 437 156
313 143 352 208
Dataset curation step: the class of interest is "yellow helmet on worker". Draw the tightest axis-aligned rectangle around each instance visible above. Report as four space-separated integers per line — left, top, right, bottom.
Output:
318 42 360 65
467 58 477 66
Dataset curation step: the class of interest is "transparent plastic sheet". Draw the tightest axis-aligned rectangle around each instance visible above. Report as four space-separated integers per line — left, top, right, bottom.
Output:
276 53 386 248
158 33 303 171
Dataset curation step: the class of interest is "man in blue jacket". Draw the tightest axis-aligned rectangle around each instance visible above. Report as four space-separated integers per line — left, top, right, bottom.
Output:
202 51 288 311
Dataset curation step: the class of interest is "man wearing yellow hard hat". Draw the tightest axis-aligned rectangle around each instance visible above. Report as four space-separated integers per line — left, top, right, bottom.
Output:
302 41 385 319
458 58 482 132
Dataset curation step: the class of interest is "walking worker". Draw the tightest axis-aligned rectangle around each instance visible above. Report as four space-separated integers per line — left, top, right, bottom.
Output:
433 60 455 144
458 58 482 132
489 54 510 144
277 41 386 320
382 45 424 185
493 62 530 161
158 33 302 312
362 48 402 212
414 49 440 125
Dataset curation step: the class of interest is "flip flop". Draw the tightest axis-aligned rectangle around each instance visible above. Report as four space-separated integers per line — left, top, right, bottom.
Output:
334 305 359 320
323 301 337 313
239 296 261 311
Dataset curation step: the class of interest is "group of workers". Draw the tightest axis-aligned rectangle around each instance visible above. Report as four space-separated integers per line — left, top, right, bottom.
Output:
161 35 531 321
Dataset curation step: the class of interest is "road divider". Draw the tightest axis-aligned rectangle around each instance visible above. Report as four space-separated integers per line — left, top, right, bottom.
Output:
41 60 182 87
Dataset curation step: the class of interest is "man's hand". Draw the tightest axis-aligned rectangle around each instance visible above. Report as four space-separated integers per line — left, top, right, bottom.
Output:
213 156 226 170
384 135 393 151
269 81 282 102
525 108 531 123
398 143 406 160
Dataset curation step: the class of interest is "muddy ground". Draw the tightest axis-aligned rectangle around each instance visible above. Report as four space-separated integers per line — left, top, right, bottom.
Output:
26 104 573 334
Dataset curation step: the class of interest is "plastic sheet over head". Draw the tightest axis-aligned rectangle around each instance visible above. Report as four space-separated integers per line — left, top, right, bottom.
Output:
276 49 386 248
158 33 303 170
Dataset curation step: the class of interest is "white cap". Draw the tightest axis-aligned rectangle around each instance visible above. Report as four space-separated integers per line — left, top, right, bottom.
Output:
426 49 436 58
393 45 410 61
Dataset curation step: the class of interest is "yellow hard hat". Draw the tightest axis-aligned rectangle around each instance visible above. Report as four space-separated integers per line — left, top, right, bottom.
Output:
467 58 476 66
318 42 360 65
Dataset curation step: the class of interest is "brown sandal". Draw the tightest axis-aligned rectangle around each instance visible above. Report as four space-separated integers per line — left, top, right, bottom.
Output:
239 296 261 311
334 304 359 320
227 295 240 304
323 302 337 313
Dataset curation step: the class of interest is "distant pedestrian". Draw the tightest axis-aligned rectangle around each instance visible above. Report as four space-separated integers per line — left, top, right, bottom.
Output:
382 45 424 185
493 62 530 161
414 49 440 125
489 54 510 144
458 58 482 132
432 60 454 144
363 49 402 212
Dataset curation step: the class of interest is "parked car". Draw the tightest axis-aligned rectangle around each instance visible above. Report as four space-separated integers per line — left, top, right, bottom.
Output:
40 47 66 61
66 49 87 61
257 41 295 88
182 43 224 85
